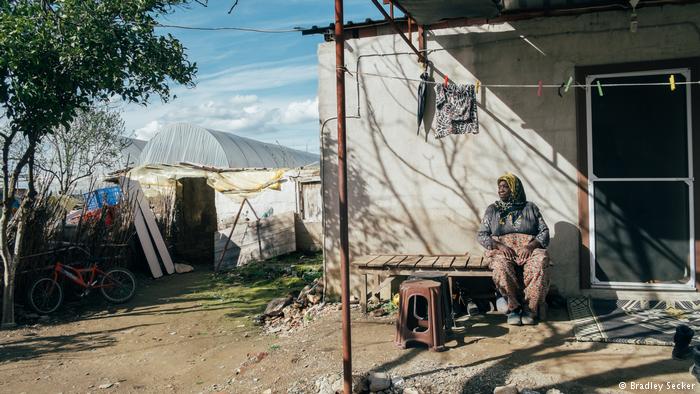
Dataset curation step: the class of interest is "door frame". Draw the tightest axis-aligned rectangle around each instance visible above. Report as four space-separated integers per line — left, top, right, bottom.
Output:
576 57 700 291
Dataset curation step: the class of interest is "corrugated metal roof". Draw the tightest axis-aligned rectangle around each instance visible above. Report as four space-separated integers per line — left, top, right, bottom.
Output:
138 123 319 169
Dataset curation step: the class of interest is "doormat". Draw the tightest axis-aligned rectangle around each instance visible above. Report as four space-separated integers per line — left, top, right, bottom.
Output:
567 297 700 346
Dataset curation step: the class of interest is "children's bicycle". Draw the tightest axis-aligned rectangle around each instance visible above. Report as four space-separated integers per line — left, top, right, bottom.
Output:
28 260 137 314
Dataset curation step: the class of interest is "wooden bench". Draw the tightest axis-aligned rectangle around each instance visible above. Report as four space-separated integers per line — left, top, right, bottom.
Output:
351 253 492 314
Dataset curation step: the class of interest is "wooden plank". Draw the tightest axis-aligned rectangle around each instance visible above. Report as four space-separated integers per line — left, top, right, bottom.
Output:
133 207 163 279
395 255 421 268
125 179 175 275
385 255 408 268
352 255 377 268
474 256 486 268
452 255 469 270
214 212 296 270
467 254 483 269
433 256 455 269
366 255 394 268
413 256 438 268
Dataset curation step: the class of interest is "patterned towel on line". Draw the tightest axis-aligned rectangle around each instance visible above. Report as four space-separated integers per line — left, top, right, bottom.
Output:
434 83 479 139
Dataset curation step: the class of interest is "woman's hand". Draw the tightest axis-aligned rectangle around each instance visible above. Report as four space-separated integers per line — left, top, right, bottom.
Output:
494 241 516 260
517 240 541 264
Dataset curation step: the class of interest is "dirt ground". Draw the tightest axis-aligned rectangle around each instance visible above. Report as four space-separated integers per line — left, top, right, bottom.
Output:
0 268 699 394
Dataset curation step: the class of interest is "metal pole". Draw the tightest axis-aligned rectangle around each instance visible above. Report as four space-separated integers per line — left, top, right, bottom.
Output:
334 0 352 393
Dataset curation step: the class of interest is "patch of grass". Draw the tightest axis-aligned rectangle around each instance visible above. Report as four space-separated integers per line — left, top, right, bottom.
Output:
184 251 322 322
269 344 281 351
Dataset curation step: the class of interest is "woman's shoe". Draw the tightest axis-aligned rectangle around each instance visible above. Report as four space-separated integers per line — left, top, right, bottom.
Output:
507 311 521 325
520 309 536 325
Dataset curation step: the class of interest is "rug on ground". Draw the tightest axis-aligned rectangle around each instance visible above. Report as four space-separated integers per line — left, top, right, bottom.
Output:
567 297 700 346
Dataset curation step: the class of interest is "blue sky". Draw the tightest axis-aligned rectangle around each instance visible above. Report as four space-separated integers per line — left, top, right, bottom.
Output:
122 0 382 153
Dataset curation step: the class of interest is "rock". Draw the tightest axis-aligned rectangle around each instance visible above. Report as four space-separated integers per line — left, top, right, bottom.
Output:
404 388 421 394
174 263 194 273
307 294 321 305
493 384 518 394
98 383 113 389
521 390 540 394
545 390 564 394
368 372 391 392
262 390 272 394
352 374 369 393
265 296 293 317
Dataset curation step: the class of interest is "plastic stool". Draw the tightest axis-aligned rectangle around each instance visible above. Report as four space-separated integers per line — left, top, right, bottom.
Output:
395 279 446 352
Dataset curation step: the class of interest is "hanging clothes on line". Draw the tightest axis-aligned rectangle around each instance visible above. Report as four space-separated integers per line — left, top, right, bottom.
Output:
434 82 479 138
416 71 430 138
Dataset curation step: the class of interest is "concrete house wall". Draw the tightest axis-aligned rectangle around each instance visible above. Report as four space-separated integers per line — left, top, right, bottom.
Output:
318 4 700 301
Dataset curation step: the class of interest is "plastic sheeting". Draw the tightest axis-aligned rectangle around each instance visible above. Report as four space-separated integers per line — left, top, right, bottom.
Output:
138 123 319 169
127 164 289 199
126 163 321 230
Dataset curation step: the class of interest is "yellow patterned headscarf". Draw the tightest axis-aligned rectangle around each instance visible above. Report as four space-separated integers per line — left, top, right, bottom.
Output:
495 173 527 224
497 173 526 204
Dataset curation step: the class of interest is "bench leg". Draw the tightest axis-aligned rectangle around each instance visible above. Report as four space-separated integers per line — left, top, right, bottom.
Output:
361 273 368 314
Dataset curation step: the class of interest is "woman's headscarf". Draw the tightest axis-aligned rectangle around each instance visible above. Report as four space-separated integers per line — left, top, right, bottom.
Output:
495 173 527 224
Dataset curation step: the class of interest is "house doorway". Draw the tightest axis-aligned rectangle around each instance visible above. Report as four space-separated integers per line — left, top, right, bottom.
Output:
585 68 695 290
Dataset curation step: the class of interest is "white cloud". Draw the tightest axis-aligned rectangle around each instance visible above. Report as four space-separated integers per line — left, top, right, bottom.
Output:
280 97 319 124
134 120 162 140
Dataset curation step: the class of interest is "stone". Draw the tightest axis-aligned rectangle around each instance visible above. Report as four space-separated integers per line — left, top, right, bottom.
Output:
404 388 420 394
265 296 293 317
262 390 272 394
174 263 194 273
493 384 518 394
545 390 564 394
307 294 321 305
521 390 540 394
368 372 391 392
352 374 369 393
98 383 113 389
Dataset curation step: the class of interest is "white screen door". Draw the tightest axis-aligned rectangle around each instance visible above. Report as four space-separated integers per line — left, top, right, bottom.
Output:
586 68 695 290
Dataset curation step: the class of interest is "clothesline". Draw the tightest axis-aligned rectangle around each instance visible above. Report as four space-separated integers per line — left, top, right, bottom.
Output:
345 69 700 89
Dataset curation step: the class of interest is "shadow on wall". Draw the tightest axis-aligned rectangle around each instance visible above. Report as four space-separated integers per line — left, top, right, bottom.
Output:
322 131 405 296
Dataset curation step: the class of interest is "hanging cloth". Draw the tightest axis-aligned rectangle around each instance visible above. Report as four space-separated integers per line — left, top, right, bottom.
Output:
417 71 430 138
434 83 479 138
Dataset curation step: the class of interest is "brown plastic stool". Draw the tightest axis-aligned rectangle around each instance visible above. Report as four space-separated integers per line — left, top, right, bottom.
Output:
395 279 446 352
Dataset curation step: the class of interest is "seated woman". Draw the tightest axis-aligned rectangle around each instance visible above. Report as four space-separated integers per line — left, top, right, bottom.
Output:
477 173 550 326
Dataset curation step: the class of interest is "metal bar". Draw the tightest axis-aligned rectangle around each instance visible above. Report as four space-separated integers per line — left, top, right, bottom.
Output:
369 0 426 63
417 24 425 66
215 198 248 272
335 0 352 392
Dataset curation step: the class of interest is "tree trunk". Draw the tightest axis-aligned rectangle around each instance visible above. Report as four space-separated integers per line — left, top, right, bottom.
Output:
1 259 16 328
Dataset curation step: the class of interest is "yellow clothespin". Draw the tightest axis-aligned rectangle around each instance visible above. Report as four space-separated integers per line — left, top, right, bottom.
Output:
476 80 481 94
669 75 676 91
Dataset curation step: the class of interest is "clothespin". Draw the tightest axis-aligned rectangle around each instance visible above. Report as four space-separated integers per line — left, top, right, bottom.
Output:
669 74 676 91
444 74 449 87
564 76 573 93
476 80 481 94
537 80 543 97
596 80 604 97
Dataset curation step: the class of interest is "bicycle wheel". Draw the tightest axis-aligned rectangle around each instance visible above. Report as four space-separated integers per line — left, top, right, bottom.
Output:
99 268 136 303
28 278 63 314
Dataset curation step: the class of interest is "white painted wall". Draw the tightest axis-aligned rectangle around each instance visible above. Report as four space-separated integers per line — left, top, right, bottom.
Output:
318 4 700 300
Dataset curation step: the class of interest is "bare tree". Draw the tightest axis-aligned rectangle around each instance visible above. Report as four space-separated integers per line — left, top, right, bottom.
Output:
36 106 129 195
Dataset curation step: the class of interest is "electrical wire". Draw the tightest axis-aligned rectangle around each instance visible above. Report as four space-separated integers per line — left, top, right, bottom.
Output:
156 23 302 33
